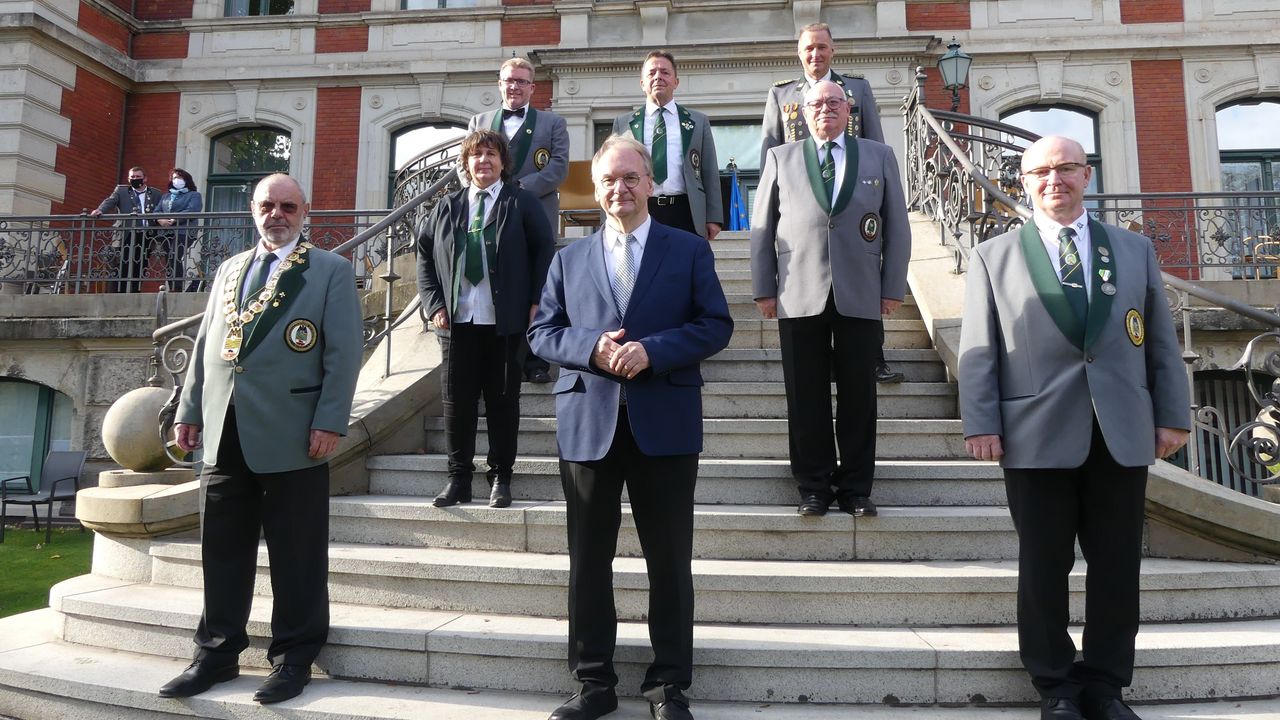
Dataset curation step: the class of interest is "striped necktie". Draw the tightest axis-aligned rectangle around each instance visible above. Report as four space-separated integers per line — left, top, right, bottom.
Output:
1058 226 1088 324
652 110 668 185
821 141 836 204
613 233 637 316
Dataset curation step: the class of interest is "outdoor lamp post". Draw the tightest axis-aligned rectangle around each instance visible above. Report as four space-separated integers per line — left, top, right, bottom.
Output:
938 37 972 111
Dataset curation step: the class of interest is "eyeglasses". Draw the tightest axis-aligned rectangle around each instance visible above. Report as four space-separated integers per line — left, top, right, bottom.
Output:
1022 163 1087 179
597 174 646 190
499 78 533 87
253 200 300 215
805 98 847 112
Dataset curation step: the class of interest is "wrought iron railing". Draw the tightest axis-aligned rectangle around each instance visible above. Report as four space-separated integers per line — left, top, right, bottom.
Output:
902 68 1280 494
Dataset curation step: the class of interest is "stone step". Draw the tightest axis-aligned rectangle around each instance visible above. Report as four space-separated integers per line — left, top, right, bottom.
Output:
129 538 1280 626
7 615 1279 717
422 418 968 459
518 381 957 419
322 500 1018 561
368 456 1004 506
38 585 1280 705
703 348 946 382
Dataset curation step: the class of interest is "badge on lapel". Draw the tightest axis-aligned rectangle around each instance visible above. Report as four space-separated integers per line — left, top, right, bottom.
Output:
534 148 551 170
1125 309 1144 347
690 149 701 170
285 319 318 353
861 213 880 242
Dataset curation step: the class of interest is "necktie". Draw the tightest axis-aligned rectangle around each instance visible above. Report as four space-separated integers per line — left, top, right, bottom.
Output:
502 106 525 120
821 141 837 204
465 192 487 286
1058 227 1088 324
652 109 668 185
244 252 276 304
613 233 637 317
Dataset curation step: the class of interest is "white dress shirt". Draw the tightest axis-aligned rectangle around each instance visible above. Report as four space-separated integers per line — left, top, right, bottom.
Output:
817 134 847 201
1033 210 1092 298
455 180 503 325
643 101 686 196
500 104 527 140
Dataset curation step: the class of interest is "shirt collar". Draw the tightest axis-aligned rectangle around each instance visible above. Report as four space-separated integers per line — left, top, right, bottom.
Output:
645 100 677 118
257 237 299 261
1034 210 1088 241
470 180 503 204
606 216 652 250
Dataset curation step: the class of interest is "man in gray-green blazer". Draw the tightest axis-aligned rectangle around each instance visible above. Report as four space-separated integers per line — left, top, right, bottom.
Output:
958 137 1189 720
613 50 723 240
750 80 910 518
161 173 363 706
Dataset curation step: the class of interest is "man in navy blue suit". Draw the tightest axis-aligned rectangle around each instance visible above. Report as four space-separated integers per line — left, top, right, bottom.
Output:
528 134 733 720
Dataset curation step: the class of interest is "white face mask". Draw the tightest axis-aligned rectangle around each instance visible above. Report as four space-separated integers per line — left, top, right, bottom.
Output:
172 178 187 189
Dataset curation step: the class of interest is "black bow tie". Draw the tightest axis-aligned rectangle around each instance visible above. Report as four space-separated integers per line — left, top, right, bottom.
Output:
502 107 526 120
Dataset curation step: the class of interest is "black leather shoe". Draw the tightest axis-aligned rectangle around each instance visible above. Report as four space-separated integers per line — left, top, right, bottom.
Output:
875 363 905 384
547 686 618 720
489 480 512 508
527 367 553 383
433 478 473 507
1081 695 1142 720
253 664 311 704
837 495 878 517
798 494 829 516
650 695 694 720
158 659 239 698
1042 697 1085 720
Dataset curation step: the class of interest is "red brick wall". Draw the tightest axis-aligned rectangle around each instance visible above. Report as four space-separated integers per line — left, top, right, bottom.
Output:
501 17 560 47
133 32 188 60
317 26 369 53
52 69 127 214
121 92 181 189
918 65 969 114
1131 59 1194 274
1120 0 1183 24
906 1 971 31
78 1 130 54
312 87 362 211
319 0 370 12
133 0 194 20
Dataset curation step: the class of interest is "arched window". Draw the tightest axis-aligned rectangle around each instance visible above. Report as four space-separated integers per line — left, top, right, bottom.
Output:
0 379 73 490
387 123 467 206
200 128 292 282
1000 105 1103 195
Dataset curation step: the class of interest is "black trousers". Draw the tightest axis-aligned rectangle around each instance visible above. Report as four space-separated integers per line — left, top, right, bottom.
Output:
1004 420 1148 700
560 407 698 698
647 195 697 237
194 409 330 668
778 296 879 499
439 322 523 482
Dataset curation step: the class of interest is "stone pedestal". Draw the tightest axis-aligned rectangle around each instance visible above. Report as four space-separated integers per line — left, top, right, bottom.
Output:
76 468 199 538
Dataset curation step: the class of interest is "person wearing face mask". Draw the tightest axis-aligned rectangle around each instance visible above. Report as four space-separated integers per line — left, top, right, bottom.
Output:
91 166 164 293
153 168 204 292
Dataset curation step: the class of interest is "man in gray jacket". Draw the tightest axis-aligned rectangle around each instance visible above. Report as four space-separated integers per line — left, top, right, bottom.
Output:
958 136 1189 720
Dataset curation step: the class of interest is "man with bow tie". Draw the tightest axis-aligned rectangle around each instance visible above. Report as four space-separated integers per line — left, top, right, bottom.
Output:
750 80 910 518
469 57 569 384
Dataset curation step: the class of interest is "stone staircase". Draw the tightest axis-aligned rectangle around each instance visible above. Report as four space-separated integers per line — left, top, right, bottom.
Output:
2 232 1280 719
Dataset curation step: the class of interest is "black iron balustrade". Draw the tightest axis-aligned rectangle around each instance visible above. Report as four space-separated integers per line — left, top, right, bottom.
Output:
902 66 1280 494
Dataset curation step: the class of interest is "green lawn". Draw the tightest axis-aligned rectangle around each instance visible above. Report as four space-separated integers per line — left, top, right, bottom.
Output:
0 526 93 619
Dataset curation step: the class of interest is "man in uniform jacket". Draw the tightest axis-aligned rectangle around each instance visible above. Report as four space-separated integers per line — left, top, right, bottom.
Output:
468 56 568 384
161 173 363 705
528 134 732 720
750 80 910 518
417 129 554 509
612 50 723 241
760 22 901 384
90 165 164 293
958 136 1190 720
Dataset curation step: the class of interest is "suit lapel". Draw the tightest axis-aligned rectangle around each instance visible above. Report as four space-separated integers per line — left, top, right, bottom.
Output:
676 104 693 157
240 244 312 361
801 138 833 215
511 107 537 172
831 138 859 216
626 224 668 322
628 108 644 142
450 192 469 312
585 231 621 324
1083 219 1116 351
1019 222 1085 349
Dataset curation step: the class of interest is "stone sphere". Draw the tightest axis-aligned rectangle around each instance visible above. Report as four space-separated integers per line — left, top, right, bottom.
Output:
102 386 174 472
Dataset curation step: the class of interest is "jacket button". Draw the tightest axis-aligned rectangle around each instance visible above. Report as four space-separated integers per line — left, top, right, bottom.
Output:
1085 355 1094 363
234 365 245 374
829 222 836 229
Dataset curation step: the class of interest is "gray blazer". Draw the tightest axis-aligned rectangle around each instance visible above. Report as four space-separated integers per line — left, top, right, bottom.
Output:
761 71 883 161
750 137 910 320
469 107 570 225
957 221 1190 469
177 243 364 474
612 104 724 237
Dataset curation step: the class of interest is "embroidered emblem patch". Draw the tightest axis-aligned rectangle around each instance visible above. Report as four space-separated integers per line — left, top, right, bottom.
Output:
285 319 318 353
1125 309 1144 347
690 149 701 170
534 148 550 170
861 213 880 242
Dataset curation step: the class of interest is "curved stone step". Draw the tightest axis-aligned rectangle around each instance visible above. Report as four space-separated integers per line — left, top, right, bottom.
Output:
42 583 1280 705
421 418 968 459
367 456 1004 506
6 617 1278 719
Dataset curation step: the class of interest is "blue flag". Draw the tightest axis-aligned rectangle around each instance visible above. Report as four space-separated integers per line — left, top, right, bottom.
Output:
728 165 749 231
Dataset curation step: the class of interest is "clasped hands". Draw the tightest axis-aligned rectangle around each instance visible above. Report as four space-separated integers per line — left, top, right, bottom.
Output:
593 329 649 380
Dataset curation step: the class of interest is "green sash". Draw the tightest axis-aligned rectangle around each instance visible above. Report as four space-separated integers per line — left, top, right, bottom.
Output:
1018 220 1116 351
801 137 858 216
491 107 537 172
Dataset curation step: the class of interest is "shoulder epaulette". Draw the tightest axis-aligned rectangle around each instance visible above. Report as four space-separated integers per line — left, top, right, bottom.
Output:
838 71 865 80
774 78 797 87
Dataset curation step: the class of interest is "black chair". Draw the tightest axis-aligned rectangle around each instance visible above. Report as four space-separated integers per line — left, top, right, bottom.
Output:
1 450 87 544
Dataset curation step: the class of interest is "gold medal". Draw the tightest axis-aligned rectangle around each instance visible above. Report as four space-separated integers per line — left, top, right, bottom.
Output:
239 310 254 324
